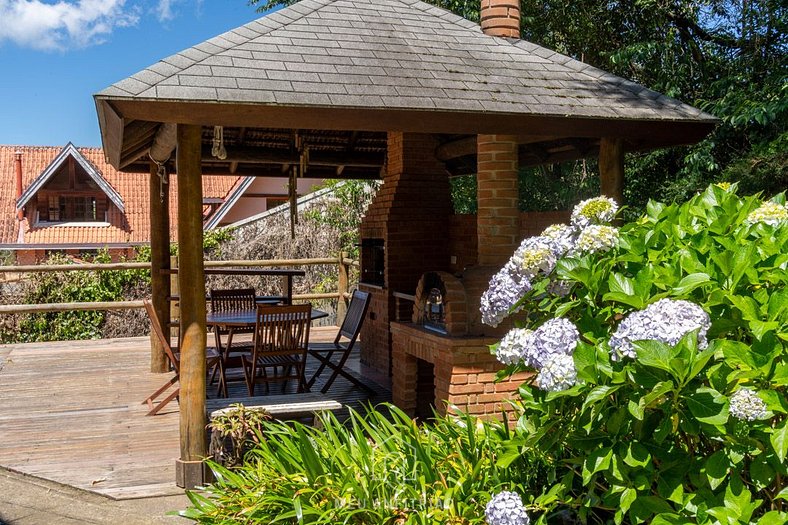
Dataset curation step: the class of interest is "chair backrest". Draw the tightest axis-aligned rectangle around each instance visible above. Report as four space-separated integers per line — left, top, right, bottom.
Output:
143 299 181 374
336 289 371 346
253 304 312 357
210 288 256 313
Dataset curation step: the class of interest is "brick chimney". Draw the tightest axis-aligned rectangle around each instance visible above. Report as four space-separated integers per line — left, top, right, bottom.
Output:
480 0 520 38
14 151 23 220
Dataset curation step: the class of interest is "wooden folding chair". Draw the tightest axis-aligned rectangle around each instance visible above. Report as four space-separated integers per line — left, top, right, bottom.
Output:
242 304 312 396
306 289 372 394
142 299 222 416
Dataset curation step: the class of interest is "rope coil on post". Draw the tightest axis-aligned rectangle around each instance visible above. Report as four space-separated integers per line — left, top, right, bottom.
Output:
211 126 227 160
149 154 168 202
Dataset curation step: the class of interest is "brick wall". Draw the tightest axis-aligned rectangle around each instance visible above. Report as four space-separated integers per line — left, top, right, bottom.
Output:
448 210 572 271
391 322 531 422
359 132 452 377
477 135 519 267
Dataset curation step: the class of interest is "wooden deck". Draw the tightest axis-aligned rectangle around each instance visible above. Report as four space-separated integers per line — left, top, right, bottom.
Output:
0 329 389 500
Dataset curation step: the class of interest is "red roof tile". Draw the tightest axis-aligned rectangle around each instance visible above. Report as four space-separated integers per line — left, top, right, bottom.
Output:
0 145 239 247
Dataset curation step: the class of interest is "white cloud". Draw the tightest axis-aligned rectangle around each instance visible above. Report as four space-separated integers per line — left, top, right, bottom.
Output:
155 0 173 21
0 0 140 51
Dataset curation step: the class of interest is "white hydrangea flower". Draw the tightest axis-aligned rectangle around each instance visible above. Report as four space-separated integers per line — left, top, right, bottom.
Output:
495 328 534 366
540 224 578 257
520 244 556 279
746 201 788 226
535 353 577 392
574 225 619 254
485 491 530 525
480 269 531 327
609 298 711 360
570 196 619 228
510 236 557 279
729 388 768 421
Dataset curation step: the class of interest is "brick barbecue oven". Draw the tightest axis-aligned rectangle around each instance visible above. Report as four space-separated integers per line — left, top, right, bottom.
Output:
359 1 557 420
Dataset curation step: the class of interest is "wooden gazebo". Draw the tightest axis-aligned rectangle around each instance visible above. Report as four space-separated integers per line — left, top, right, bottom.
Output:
94 0 716 488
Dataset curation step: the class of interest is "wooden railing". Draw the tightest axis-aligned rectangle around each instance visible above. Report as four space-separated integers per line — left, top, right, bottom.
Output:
0 255 357 316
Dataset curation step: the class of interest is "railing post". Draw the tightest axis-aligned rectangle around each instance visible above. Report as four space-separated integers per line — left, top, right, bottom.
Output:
337 251 349 325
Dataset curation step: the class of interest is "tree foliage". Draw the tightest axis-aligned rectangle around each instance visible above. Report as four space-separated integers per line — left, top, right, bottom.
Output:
250 0 786 211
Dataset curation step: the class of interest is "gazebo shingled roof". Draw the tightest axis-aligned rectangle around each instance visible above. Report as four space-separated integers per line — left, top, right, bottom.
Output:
95 0 717 175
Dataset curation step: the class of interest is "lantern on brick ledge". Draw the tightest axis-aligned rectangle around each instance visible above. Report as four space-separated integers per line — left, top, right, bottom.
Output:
424 287 446 333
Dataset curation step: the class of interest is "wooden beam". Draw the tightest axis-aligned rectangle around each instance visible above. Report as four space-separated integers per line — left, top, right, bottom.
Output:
436 134 564 161
200 145 384 168
229 127 247 174
175 124 207 489
150 123 177 164
107 99 716 154
599 137 625 205
149 160 170 373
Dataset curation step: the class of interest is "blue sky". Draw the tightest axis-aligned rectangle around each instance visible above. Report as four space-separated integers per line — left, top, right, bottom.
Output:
0 0 267 147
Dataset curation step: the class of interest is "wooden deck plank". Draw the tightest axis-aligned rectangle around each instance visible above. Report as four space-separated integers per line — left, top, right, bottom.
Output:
0 329 389 500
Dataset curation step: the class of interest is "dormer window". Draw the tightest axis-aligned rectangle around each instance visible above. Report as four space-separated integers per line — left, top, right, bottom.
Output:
46 195 98 222
16 143 124 227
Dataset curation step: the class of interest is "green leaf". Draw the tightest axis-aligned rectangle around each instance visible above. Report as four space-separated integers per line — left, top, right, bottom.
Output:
620 487 637 515
672 272 711 295
609 272 636 295
771 420 788 463
728 294 762 322
687 387 728 425
603 291 646 309
582 385 620 411
623 442 651 468
750 320 779 340
758 511 788 525
634 340 674 374
705 450 729 490
582 447 612 485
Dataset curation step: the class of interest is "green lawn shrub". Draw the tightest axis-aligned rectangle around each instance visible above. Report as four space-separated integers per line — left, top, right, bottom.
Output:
183 405 546 524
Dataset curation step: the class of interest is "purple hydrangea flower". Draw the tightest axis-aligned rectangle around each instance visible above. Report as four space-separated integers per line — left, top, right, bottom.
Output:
729 388 768 421
540 224 578 257
480 269 531 327
524 317 580 369
485 491 530 525
609 298 711 360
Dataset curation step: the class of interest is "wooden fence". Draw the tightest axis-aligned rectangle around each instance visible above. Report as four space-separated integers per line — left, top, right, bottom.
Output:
0 255 357 316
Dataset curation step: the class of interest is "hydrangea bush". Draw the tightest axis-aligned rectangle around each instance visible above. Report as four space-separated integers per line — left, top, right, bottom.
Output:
487 185 788 524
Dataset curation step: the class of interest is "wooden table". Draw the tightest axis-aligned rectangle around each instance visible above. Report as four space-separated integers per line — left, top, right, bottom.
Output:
207 307 328 397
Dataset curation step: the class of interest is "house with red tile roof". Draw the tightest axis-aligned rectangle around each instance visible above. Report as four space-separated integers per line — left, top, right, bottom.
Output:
0 144 240 264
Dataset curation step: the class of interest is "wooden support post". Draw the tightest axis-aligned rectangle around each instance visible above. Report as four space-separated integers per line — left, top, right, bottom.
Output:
174 124 207 489
337 251 349 325
599 137 625 205
149 160 170 373
170 255 179 345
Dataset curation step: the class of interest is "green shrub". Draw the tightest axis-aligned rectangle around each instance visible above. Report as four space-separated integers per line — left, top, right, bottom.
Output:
183 405 545 524
488 184 788 524
15 249 150 342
